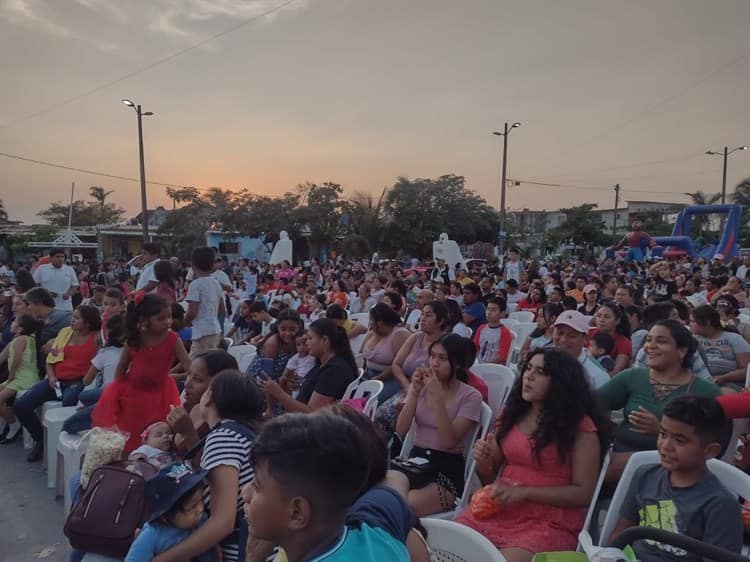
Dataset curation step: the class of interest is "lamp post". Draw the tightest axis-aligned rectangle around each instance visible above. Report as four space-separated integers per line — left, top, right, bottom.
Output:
122 99 154 242
493 122 521 265
706 145 748 204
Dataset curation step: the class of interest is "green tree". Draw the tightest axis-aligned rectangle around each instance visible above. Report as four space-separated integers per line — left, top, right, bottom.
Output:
344 189 387 252
166 186 201 208
0 199 8 224
382 174 499 255
38 199 125 227
732 177 750 246
89 186 116 223
637 210 673 237
683 190 721 238
546 204 611 258
339 233 371 258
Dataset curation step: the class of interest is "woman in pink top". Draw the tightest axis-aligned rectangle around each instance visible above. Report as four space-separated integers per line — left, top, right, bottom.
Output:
392 333 483 517
454 348 609 562
361 303 410 380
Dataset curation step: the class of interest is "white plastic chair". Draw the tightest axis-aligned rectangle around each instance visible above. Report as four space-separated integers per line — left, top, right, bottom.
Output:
469 364 516 415
344 379 384 420
421 518 507 562
227 344 257 373
499 318 519 331
349 312 371 326
401 403 494 520
43 406 77 489
342 373 364 400
598 450 750 547
509 310 535 323
57 430 90 514
578 448 612 550
223 336 233 349
405 309 422 332
349 333 367 355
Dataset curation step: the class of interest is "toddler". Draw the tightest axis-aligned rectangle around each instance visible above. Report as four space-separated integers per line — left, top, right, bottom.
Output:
125 464 213 562
589 332 615 374
129 421 175 469
283 334 316 399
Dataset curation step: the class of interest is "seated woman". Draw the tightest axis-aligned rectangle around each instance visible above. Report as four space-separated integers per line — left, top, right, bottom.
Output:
361 303 410 381
258 318 358 414
455 348 609 562
690 304 750 392
588 302 632 374
153 370 264 562
246 308 303 381
519 302 562 361
373 301 448 441
167 349 240 454
391 333 483 517
516 285 546 320
15 305 101 462
445 299 471 338
325 304 367 340
597 319 720 483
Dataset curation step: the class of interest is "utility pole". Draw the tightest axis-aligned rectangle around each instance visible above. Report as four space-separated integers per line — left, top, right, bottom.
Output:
721 146 728 204
493 122 521 266
122 99 153 242
612 183 620 236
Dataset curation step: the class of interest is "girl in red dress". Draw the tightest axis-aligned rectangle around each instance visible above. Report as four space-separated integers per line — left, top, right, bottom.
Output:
92 293 191 453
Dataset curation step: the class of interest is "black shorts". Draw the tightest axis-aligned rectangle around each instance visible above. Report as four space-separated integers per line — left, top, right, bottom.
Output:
409 446 466 497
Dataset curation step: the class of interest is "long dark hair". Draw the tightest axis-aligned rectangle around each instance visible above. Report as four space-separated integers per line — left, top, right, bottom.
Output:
429 333 472 383
309 318 357 375
125 293 168 348
598 301 631 338
210 370 264 431
495 348 610 464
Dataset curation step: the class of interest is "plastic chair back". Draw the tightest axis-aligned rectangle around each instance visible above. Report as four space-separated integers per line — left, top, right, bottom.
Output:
469 364 516 415
509 310 535 323
421 518 506 562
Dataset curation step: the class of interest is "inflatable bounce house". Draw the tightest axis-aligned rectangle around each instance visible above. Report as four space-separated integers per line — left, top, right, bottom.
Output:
606 204 743 264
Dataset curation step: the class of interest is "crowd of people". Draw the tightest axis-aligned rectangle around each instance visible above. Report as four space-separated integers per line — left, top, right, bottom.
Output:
2 241 750 562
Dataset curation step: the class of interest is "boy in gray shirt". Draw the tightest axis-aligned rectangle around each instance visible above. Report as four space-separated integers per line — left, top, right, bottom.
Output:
612 395 743 561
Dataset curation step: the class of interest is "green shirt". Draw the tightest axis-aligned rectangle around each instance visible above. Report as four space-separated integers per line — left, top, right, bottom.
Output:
596 368 720 451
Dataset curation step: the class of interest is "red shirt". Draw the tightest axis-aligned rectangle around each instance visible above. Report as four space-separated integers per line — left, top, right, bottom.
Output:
55 334 97 381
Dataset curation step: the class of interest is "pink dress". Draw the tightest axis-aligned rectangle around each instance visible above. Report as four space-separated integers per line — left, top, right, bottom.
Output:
455 416 597 553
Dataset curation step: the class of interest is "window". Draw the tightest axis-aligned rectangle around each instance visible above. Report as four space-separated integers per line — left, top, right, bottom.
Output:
218 241 239 254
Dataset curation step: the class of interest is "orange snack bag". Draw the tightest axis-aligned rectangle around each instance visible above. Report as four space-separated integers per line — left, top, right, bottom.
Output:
470 485 502 520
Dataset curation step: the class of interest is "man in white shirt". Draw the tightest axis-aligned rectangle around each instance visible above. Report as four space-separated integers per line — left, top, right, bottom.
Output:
552 310 610 389
736 254 750 284
135 243 161 292
32 248 78 312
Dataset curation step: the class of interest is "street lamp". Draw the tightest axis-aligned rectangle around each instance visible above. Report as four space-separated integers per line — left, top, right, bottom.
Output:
493 122 521 265
122 98 154 242
705 145 748 204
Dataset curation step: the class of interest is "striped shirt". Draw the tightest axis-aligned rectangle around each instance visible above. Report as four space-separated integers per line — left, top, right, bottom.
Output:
201 420 256 562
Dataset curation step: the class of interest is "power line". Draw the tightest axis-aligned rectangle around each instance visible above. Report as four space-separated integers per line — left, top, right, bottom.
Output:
0 0 298 129
0 150 213 191
536 152 704 181
510 177 693 196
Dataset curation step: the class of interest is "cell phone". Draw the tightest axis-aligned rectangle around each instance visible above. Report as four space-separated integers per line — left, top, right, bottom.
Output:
54 382 63 399
260 358 274 378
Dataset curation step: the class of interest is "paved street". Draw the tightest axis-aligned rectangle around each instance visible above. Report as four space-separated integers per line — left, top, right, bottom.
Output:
1 438 68 562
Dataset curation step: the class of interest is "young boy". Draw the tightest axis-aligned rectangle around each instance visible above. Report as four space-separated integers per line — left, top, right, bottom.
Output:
125 464 213 562
185 247 225 358
244 412 413 562
589 332 615 374
612 395 743 561
248 301 275 345
101 287 126 342
473 297 513 364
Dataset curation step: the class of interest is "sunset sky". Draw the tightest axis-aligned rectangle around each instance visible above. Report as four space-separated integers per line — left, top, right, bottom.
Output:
2 0 750 224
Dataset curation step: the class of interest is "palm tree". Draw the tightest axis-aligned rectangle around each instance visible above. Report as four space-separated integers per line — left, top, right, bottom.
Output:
89 186 115 224
347 188 387 251
683 190 721 237
732 177 750 212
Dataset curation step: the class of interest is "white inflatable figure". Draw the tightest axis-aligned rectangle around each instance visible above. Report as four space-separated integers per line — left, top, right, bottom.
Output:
432 233 466 271
269 231 292 266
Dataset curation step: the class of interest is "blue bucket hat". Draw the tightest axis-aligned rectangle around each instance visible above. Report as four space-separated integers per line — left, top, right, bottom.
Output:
146 463 207 523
